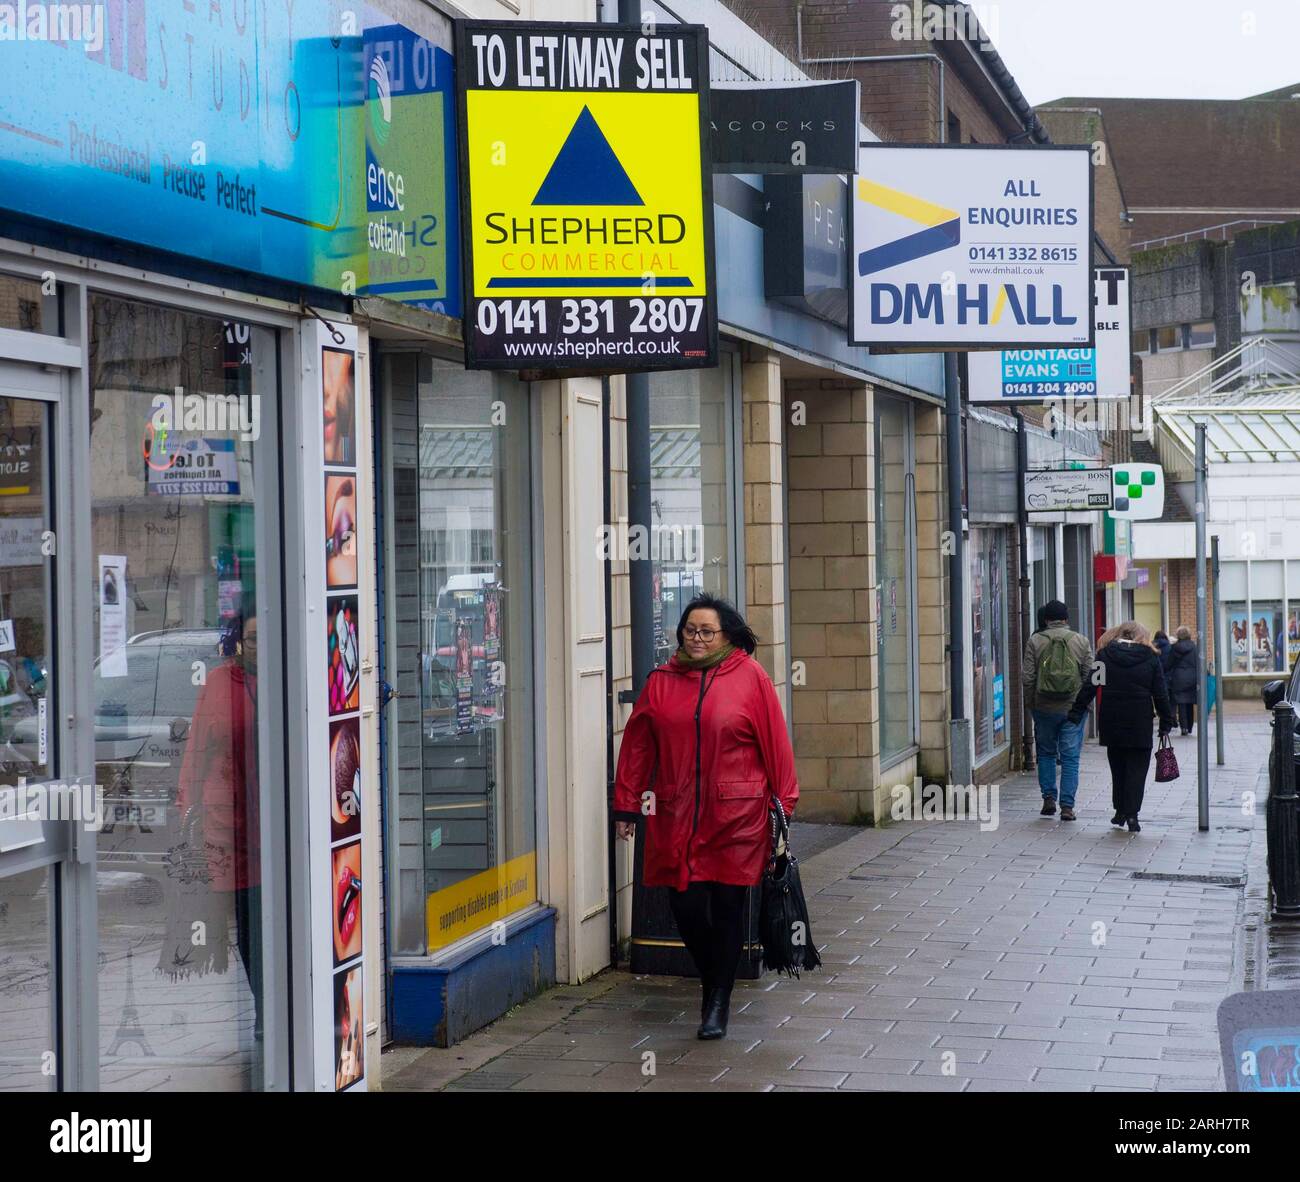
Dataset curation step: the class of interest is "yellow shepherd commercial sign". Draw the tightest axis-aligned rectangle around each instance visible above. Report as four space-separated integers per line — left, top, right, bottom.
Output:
466 89 708 298
456 21 717 370
426 851 537 950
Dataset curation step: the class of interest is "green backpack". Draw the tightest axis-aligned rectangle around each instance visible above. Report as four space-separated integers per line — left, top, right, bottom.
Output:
1038 633 1082 700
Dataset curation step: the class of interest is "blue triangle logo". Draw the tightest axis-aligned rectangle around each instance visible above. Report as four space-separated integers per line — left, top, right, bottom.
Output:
533 106 644 206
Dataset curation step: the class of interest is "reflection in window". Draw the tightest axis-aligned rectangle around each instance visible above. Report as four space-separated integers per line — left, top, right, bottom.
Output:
0 273 46 333
649 358 734 665
0 397 52 788
971 529 1007 761
89 294 273 1091
388 356 536 955
875 396 916 763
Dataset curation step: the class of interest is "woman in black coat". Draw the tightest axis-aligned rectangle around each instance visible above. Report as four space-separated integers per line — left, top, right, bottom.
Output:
1069 621 1175 832
1163 626 1199 734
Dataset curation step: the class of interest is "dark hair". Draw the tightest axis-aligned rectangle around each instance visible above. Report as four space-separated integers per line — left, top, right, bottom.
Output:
1042 599 1069 624
219 607 256 658
676 594 757 655
1154 629 1168 641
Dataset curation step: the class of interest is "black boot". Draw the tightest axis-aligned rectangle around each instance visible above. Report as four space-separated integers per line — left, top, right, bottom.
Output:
697 987 731 1040
699 976 714 1021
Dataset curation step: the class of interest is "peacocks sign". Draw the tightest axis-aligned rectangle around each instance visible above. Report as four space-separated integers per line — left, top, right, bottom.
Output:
456 21 718 371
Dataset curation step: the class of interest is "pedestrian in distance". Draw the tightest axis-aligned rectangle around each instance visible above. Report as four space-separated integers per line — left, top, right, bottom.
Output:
1022 599 1092 821
1154 629 1171 662
613 594 798 1040
1164 625 1199 735
1069 620 1176 833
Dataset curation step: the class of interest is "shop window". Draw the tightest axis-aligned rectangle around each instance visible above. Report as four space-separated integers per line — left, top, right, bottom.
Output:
971 528 1008 762
648 356 737 664
1224 602 1251 673
1030 525 1058 621
1188 321 1216 349
1249 603 1287 673
387 356 536 956
875 396 917 763
0 272 50 333
88 294 278 1090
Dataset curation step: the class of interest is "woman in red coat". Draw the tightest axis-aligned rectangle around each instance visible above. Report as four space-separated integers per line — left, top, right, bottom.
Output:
614 595 798 1040
174 610 262 1038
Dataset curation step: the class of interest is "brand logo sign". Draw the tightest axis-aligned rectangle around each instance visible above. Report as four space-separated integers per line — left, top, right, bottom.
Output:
710 80 860 174
1023 468 1113 513
764 173 849 327
1108 463 1164 520
970 267 1131 401
850 144 1093 348
457 21 717 371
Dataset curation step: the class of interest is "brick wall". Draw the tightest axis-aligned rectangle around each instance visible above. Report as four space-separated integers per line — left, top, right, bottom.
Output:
785 379 880 821
914 403 950 783
742 349 790 708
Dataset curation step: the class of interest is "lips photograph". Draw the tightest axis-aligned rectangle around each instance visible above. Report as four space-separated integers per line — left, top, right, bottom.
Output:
331 841 362 966
329 717 362 841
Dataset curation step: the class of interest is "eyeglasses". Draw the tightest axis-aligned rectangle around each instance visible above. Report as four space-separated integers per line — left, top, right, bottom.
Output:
683 627 718 641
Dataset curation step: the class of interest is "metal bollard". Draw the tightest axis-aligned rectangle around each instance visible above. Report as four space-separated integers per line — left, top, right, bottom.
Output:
1267 702 1300 919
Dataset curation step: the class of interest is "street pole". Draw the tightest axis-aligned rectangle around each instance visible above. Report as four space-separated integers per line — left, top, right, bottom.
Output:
1195 423 1209 831
1212 533 1225 767
945 352 971 786
1015 409 1033 771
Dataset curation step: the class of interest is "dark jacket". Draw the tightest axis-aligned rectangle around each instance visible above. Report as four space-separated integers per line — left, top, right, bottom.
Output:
1022 624 1093 714
613 648 798 891
1163 638 1198 704
1070 639 1175 748
1154 635 1171 661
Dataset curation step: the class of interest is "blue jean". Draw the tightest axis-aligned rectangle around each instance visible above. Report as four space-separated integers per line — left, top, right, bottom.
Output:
1033 709 1083 808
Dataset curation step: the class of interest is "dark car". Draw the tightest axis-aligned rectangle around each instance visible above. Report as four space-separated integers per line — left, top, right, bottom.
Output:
1262 661 1300 786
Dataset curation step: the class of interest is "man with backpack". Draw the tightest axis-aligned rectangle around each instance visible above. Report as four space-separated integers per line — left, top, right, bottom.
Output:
1022 600 1093 820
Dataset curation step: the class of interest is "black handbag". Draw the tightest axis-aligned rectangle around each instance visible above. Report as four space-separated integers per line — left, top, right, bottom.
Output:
759 798 821 977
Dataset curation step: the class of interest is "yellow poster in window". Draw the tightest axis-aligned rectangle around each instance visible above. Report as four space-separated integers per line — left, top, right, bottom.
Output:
426 851 537 950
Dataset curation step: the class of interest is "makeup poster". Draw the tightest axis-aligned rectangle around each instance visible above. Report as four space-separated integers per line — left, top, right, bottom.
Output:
307 319 367 1092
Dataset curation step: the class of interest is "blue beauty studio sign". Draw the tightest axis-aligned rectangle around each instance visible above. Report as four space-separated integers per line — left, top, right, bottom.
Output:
0 1 459 314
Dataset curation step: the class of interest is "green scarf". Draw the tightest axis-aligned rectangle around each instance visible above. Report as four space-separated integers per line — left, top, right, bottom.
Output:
674 642 735 670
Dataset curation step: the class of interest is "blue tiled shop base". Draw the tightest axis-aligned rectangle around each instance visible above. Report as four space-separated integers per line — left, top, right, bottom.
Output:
390 907 557 1046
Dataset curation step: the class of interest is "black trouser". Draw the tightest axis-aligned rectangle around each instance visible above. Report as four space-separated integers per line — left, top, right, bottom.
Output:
233 885 264 1034
668 882 747 995
1107 746 1153 819
1178 703 1195 732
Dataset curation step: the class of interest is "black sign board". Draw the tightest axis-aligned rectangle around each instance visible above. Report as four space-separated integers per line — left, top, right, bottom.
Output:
710 80 859 174
763 173 849 327
455 21 718 372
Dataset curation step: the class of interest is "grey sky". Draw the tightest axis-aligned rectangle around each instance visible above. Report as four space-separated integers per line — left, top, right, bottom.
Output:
973 0 1300 105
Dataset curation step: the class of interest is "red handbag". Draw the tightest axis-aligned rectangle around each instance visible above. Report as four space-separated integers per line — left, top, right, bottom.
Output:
1154 733 1180 782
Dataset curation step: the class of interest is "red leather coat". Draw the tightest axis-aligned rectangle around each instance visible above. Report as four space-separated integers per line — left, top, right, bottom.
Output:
613 648 798 891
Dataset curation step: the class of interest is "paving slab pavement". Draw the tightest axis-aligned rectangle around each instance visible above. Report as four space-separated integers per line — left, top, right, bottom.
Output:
382 704 1275 1093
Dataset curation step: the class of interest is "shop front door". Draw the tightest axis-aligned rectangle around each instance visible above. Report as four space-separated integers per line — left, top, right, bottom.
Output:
0 362 74 1091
